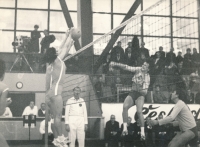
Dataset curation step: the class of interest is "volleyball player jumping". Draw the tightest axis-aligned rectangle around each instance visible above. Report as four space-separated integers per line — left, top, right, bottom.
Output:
110 61 150 141
44 29 74 147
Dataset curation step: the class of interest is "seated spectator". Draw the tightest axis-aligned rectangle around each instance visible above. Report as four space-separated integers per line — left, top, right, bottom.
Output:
120 117 135 147
153 85 168 103
175 61 184 75
164 61 177 75
132 115 144 147
145 116 155 147
102 54 111 74
140 42 149 58
22 101 38 116
38 103 46 117
39 115 54 144
105 115 121 147
165 48 176 66
2 107 12 117
110 41 124 62
185 89 195 104
154 114 168 147
195 88 200 104
183 48 193 75
1 97 12 117
175 51 183 65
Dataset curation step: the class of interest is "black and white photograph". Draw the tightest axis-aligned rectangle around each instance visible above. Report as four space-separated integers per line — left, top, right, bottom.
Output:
0 0 200 146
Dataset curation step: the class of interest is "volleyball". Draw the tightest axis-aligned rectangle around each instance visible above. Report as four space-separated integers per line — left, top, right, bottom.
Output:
70 28 81 40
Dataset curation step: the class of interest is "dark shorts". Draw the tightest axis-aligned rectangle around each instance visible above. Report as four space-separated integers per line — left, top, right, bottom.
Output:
128 91 143 102
187 126 199 146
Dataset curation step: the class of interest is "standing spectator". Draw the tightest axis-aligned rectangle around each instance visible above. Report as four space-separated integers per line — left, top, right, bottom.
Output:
131 36 140 62
183 48 193 75
165 48 176 66
39 115 54 144
153 85 168 103
110 41 124 62
65 87 88 147
40 30 55 54
94 76 103 101
22 101 38 116
38 103 46 117
30 25 41 53
120 117 135 147
185 89 195 104
140 42 149 58
102 54 111 74
124 46 135 66
192 48 200 72
105 115 121 147
158 46 165 59
137 53 146 66
176 51 184 65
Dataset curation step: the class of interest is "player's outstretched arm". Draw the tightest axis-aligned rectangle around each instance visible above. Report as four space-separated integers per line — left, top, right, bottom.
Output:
58 29 74 60
110 61 140 72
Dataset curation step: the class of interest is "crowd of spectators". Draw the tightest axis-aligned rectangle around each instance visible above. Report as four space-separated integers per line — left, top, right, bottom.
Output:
98 35 200 104
104 114 189 147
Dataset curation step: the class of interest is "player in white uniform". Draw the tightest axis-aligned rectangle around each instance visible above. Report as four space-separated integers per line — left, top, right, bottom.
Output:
110 61 150 140
45 30 74 147
148 90 199 147
0 59 10 147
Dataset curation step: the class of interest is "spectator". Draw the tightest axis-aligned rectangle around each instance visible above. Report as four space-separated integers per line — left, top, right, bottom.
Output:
145 117 155 147
185 89 195 104
2 107 12 117
175 61 184 75
22 101 38 116
153 85 168 103
195 88 200 104
124 46 135 66
131 36 140 62
124 42 132 55
110 41 124 62
120 117 135 147
154 114 168 147
176 51 183 65
140 42 149 58
94 76 103 101
137 53 146 66
165 48 176 66
113 52 124 64
40 30 49 54
105 115 121 147
183 48 193 75
192 48 200 72
158 46 165 59
39 115 54 144
1 97 12 117
102 54 111 74
38 103 46 117
30 25 41 53
65 87 88 147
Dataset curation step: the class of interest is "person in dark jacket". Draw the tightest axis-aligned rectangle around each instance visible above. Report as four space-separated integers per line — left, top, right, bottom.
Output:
30 25 41 53
38 103 46 117
105 115 121 147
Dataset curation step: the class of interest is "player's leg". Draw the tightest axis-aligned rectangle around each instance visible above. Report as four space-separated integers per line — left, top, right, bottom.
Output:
168 130 195 147
135 96 145 139
122 95 134 135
